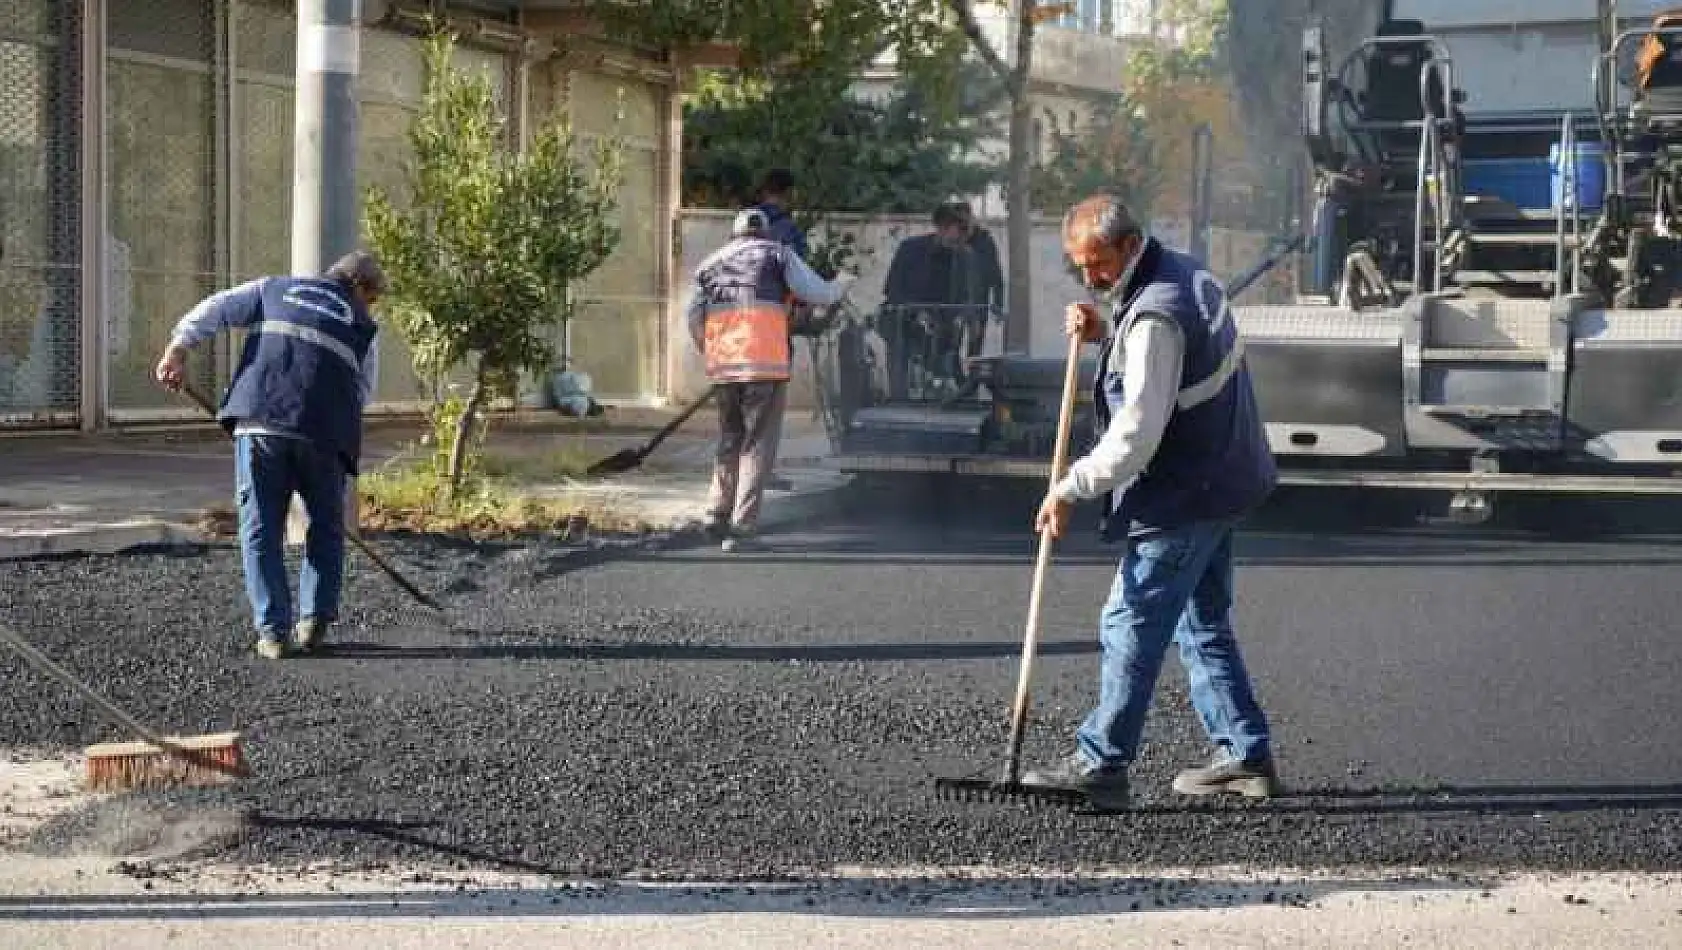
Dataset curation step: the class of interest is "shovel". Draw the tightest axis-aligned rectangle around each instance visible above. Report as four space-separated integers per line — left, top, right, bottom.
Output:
585 386 716 477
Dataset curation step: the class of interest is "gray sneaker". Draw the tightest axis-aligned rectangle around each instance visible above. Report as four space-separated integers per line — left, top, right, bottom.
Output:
1172 752 1279 799
1020 752 1131 810
293 617 331 654
254 635 287 660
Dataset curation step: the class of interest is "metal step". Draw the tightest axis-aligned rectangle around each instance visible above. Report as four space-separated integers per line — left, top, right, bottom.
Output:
1454 269 1556 285
1464 232 1582 246
1420 347 1551 362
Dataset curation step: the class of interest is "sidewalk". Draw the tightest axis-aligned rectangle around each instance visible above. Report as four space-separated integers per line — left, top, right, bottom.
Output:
0 408 850 560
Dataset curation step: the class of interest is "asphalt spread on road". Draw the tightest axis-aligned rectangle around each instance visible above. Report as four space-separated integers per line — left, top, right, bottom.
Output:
5 485 1682 880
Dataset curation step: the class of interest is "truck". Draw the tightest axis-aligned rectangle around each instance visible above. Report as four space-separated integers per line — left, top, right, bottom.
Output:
809 0 1682 524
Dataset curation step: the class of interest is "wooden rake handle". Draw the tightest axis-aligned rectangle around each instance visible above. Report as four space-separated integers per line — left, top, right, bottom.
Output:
177 386 442 612
1000 330 1085 784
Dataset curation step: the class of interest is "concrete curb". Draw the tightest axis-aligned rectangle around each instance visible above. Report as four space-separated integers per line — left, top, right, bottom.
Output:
0 519 198 562
0 470 853 563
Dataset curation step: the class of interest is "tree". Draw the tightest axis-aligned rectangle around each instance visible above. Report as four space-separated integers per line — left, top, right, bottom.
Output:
1030 98 1160 218
592 0 986 281
1031 0 1288 232
364 32 625 498
943 0 1071 351
682 62 1004 224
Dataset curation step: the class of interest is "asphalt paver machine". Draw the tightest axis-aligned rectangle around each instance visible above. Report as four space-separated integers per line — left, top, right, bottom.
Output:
811 1 1682 523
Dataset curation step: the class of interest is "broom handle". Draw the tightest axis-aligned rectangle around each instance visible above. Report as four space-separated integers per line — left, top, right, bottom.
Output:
0 621 224 769
179 386 441 612
1001 330 1085 784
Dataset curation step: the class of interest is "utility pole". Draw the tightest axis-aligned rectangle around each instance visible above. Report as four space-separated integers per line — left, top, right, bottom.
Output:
292 0 362 275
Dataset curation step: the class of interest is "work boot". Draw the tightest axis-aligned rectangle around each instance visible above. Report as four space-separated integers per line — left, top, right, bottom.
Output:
293 617 331 654
254 633 287 661
1020 752 1131 810
1172 751 1279 799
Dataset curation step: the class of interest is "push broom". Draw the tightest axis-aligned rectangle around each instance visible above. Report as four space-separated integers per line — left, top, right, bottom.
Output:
0 621 248 792
934 328 1087 807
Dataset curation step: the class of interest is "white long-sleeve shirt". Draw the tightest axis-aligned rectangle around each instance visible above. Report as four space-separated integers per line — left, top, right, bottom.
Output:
1051 312 1185 503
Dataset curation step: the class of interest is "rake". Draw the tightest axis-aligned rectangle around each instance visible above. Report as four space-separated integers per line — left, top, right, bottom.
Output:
934 329 1085 807
178 386 443 613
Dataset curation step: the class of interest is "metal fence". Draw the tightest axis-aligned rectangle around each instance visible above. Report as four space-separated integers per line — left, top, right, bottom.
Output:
0 0 527 430
0 0 81 426
104 0 222 419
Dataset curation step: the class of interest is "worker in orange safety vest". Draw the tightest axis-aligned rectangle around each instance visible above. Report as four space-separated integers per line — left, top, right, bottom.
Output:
685 207 855 552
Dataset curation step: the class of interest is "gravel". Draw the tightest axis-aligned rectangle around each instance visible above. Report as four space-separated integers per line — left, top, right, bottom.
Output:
4 489 1682 880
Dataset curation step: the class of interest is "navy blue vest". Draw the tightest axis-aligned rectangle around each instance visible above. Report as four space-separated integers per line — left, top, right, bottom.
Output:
219 277 379 475
1094 239 1276 540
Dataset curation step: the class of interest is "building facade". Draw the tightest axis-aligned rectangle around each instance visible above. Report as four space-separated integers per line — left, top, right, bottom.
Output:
0 0 682 432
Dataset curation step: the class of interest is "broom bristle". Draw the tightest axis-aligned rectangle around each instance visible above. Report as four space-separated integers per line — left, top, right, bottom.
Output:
84 732 248 792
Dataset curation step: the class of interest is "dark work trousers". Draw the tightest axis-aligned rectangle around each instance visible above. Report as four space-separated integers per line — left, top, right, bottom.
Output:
706 380 789 533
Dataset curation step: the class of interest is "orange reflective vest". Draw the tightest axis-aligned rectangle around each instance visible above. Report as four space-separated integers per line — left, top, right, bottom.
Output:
695 238 794 383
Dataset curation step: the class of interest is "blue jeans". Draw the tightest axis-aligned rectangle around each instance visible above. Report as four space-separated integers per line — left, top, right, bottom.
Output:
234 434 347 639
1077 518 1271 768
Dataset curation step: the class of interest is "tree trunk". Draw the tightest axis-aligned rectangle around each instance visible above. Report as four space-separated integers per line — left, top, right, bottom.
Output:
1004 4 1037 353
446 372 487 500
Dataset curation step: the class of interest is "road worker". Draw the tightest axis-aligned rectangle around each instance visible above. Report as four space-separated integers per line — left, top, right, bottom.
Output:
685 208 852 552
1024 192 1279 809
154 251 385 659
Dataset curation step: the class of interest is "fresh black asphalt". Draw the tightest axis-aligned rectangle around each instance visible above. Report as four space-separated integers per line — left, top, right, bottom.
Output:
5 482 1682 879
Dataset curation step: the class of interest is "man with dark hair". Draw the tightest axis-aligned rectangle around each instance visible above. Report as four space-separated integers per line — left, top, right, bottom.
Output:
154 251 385 660
953 199 1005 328
685 208 853 551
754 168 809 260
1022 191 1279 810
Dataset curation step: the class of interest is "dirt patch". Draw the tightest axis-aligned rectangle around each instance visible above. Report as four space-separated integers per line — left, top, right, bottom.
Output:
0 750 92 849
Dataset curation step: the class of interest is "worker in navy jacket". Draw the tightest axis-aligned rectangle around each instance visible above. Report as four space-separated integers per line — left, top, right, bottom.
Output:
154 251 386 660
1023 193 1278 811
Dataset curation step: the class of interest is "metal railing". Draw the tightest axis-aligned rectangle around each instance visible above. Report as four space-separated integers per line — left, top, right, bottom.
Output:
865 303 1004 403
1594 24 1682 200
1555 112 1586 297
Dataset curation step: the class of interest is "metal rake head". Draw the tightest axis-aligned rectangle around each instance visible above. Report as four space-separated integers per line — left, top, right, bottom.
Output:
932 775 1087 808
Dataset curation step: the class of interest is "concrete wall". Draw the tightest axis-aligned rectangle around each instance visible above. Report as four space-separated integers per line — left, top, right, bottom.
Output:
668 210 1288 407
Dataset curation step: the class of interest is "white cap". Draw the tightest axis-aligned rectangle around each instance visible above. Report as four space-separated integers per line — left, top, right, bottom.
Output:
732 207 769 237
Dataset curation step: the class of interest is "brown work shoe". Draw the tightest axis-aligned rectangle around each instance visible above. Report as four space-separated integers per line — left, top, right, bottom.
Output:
1021 752 1131 810
293 617 331 654
1172 752 1279 799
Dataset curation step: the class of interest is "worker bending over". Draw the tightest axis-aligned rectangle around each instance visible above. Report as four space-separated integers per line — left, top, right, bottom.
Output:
686 208 852 552
1024 192 1279 810
154 251 386 660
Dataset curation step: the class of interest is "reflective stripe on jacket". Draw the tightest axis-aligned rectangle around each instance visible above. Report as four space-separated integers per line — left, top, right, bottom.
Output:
696 237 793 383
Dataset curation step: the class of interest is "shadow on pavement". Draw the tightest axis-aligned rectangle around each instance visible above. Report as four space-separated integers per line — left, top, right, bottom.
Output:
0 854 1479 921
1076 783 1682 819
315 638 1100 663
622 479 1682 570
